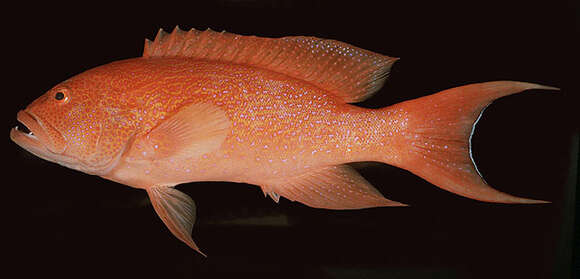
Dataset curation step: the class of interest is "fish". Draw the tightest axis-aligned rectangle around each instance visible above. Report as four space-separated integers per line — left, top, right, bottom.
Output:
10 26 557 256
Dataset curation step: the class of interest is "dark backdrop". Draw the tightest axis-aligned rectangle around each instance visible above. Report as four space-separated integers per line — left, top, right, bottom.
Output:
5 1 578 278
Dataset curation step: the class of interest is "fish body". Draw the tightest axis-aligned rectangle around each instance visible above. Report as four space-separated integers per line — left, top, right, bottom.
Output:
97 58 404 187
10 27 556 255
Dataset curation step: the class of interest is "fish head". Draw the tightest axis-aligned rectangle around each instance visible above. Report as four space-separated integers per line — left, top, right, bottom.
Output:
11 65 138 176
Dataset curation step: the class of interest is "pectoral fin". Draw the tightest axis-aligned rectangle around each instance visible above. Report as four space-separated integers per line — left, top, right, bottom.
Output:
146 186 206 256
261 165 407 209
140 102 231 161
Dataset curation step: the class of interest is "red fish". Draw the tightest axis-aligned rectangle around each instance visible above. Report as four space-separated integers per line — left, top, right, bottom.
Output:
10 27 556 256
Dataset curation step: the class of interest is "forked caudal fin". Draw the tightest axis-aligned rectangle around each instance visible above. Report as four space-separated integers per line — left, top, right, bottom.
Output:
390 81 558 203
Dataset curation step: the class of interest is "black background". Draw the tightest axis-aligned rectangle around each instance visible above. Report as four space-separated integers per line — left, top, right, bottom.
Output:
5 1 578 278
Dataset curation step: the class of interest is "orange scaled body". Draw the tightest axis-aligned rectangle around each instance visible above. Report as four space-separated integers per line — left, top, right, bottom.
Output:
10 27 556 255
103 58 405 188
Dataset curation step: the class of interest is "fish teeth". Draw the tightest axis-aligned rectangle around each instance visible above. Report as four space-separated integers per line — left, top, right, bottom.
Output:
16 125 36 138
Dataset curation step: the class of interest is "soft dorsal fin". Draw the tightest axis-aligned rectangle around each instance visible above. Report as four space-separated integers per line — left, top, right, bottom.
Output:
143 27 399 103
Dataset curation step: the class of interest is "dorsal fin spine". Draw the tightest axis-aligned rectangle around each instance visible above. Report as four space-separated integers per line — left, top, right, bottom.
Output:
181 30 198 57
165 29 178 56
153 29 168 57
197 31 214 59
143 39 152 56
228 36 247 63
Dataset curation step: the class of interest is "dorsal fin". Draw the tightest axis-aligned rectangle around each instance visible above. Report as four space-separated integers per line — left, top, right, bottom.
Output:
143 26 399 103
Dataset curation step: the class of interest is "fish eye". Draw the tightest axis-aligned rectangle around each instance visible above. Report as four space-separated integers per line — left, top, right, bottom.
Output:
55 92 65 100
53 90 69 103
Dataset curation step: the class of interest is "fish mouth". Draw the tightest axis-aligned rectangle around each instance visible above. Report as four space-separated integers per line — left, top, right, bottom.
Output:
14 119 37 140
16 119 34 137
12 110 44 145
11 110 62 162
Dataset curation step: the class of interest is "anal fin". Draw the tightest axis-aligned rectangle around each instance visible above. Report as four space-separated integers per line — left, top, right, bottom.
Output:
261 165 406 209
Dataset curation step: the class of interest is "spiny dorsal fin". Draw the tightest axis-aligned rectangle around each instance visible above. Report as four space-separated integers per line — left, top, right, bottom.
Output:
143 26 399 103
